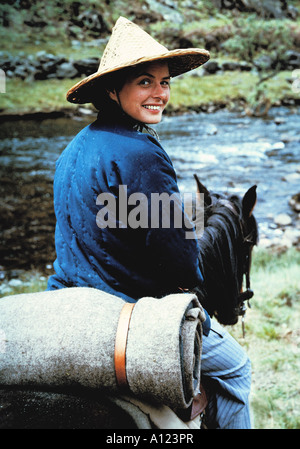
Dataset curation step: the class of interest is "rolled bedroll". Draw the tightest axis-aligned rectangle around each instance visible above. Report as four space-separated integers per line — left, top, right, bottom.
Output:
0 287 205 412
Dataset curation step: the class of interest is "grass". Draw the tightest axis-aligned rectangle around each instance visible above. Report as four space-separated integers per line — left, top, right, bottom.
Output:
169 70 298 111
1 70 297 116
0 26 105 60
0 272 48 297
1 247 299 428
0 77 79 115
228 247 300 429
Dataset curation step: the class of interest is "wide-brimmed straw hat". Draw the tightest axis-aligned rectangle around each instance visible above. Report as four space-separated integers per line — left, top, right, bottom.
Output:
67 16 210 104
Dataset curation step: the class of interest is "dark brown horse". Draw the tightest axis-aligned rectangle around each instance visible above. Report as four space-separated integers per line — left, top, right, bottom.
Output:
191 174 258 328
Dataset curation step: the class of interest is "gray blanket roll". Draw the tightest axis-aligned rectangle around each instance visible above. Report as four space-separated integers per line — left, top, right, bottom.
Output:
0 287 205 410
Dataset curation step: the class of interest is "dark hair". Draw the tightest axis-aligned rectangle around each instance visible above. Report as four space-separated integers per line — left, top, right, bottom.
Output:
92 68 128 111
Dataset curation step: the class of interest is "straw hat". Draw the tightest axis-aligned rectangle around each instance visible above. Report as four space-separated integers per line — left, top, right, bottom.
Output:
67 16 210 104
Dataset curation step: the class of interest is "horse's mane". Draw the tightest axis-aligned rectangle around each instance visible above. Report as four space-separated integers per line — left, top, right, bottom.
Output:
195 195 246 325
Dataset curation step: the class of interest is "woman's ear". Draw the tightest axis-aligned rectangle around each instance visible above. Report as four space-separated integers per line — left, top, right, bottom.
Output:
107 89 118 103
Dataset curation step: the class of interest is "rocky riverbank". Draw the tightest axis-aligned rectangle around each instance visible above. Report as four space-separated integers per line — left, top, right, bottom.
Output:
2 50 300 83
259 183 300 253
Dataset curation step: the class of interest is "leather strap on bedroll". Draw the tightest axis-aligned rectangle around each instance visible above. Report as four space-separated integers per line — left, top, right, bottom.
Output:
114 302 135 389
114 301 208 422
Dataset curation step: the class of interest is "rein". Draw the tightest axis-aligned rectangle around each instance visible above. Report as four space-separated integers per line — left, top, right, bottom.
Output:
218 199 255 319
221 199 256 337
236 228 255 337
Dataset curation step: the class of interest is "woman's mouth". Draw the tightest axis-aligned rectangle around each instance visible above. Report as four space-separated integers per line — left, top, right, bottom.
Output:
142 105 162 111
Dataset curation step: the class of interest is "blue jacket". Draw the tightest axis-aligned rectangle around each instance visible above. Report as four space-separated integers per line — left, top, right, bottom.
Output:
47 118 204 302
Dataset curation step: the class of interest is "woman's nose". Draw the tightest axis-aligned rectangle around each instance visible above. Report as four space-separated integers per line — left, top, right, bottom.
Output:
152 83 168 100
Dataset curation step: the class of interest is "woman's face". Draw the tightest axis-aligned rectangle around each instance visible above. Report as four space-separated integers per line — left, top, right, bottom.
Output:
109 61 170 124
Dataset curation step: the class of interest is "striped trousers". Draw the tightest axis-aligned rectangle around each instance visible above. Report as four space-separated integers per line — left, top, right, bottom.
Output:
201 319 252 429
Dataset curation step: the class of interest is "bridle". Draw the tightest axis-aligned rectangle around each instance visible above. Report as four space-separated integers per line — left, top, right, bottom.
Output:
236 229 256 337
215 197 256 336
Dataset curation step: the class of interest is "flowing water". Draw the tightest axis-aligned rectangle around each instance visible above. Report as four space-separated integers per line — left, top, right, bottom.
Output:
0 107 299 275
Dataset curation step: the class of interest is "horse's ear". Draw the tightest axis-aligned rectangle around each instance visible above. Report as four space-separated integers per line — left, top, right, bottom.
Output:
242 185 257 218
193 174 212 206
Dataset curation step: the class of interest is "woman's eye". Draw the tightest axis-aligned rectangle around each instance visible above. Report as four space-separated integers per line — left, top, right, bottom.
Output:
139 78 151 86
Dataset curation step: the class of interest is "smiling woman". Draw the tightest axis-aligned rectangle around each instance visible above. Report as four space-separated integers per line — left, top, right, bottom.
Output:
46 16 253 430
47 16 209 296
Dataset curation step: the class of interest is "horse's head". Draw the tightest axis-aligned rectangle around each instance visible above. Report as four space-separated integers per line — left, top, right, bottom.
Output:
192 174 258 326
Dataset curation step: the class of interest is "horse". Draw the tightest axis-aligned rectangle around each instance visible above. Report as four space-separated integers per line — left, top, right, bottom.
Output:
182 175 259 427
190 174 259 329
0 176 258 429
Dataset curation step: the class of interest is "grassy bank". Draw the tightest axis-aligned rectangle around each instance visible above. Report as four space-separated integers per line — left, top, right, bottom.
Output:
229 247 300 429
1 247 299 429
0 70 297 117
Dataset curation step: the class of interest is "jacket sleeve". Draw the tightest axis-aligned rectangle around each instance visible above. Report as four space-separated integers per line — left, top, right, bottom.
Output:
113 133 204 291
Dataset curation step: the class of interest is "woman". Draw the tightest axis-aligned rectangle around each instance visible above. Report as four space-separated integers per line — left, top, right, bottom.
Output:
47 17 251 429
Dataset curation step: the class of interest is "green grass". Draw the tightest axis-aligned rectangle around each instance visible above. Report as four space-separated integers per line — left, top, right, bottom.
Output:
228 247 300 429
0 25 105 60
1 247 299 428
0 77 79 114
0 273 48 297
169 71 297 110
1 71 296 116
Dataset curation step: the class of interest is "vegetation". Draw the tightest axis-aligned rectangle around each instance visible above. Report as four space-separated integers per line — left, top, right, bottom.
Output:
0 0 299 115
1 247 299 429
1 78 78 115
169 70 296 113
1 70 296 116
229 247 300 429
222 16 295 63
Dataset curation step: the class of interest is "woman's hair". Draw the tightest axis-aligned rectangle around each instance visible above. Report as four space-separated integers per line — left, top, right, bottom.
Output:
92 67 132 112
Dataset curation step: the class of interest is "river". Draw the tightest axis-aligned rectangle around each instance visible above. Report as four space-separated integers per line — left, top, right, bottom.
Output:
0 106 299 276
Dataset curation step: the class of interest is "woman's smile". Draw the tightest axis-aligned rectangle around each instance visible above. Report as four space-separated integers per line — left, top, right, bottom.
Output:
142 105 162 111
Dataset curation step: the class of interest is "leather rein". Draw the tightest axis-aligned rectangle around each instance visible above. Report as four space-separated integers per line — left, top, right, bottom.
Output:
235 230 255 337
